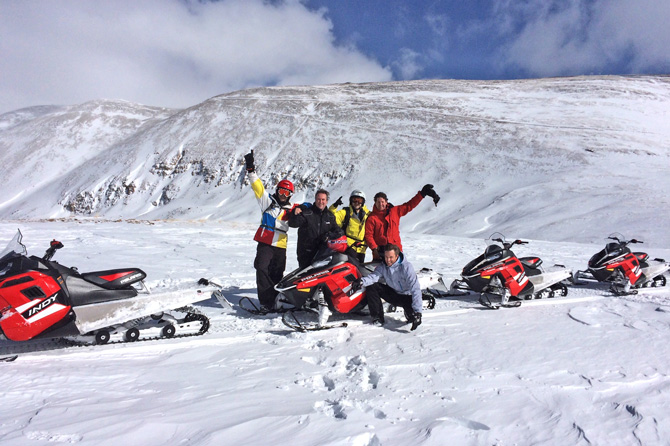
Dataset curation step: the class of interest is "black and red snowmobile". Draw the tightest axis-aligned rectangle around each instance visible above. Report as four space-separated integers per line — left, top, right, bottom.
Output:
0 230 209 345
269 237 437 331
573 233 669 295
449 233 572 309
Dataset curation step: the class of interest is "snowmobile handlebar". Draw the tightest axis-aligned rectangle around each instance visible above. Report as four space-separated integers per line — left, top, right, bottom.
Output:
494 238 528 249
43 239 64 261
607 236 643 246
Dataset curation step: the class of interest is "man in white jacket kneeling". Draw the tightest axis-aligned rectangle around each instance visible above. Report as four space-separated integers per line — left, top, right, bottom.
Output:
351 243 422 330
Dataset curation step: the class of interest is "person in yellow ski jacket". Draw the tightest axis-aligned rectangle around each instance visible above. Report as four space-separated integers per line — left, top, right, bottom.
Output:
245 151 297 312
329 189 370 263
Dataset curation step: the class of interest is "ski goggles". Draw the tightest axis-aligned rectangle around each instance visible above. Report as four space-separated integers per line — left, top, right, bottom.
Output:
277 188 292 198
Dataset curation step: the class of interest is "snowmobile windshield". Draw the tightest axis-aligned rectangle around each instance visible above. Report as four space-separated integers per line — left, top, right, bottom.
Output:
484 233 506 253
0 230 27 276
0 230 27 263
310 245 347 269
484 244 504 262
605 242 623 256
485 232 506 248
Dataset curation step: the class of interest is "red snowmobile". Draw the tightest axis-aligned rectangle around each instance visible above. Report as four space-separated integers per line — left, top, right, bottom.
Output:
449 233 571 309
0 230 209 345
573 233 669 295
269 238 437 331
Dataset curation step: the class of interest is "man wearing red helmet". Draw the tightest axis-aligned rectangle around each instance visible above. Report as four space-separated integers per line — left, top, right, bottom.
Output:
244 151 297 312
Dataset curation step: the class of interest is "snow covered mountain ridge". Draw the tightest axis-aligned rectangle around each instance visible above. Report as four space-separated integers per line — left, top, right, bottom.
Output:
1 76 669 246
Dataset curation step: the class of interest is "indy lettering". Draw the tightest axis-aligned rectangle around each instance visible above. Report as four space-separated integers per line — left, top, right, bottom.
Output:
26 295 57 318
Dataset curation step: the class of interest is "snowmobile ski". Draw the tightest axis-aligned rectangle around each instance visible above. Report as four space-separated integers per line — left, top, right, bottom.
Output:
0 355 18 362
478 294 522 310
238 296 295 315
281 310 348 332
197 278 233 308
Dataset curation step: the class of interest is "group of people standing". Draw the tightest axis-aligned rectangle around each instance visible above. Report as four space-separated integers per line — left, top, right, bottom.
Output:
243 151 440 331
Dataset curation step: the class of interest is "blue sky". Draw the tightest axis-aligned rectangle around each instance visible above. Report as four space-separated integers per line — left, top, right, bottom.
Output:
308 0 670 80
1 0 669 114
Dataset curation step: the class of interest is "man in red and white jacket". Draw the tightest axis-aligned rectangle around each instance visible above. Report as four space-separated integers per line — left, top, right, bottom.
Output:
364 185 440 260
245 151 297 312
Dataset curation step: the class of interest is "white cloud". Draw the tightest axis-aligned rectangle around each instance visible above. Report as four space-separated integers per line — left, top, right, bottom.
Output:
0 0 391 114
392 48 424 79
493 0 670 77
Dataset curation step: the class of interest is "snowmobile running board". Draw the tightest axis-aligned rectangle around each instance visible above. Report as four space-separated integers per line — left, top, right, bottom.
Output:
68 306 210 346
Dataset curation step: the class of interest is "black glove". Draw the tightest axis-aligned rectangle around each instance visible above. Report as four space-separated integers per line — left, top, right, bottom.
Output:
420 184 440 206
420 184 434 198
333 196 343 208
410 313 422 331
244 150 255 173
371 248 380 260
351 278 362 293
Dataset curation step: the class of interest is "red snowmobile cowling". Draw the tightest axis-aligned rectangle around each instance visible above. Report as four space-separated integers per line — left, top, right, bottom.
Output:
293 261 363 313
275 247 367 316
0 271 71 341
0 231 147 342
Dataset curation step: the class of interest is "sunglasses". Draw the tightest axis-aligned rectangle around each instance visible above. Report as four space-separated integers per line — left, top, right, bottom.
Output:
277 188 292 198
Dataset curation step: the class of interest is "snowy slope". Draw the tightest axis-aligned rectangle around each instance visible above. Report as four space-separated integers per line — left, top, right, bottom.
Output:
1 76 670 245
2 221 670 446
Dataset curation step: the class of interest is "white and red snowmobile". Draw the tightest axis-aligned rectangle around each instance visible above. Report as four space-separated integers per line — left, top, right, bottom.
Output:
0 230 209 346
449 233 572 309
268 237 438 331
573 233 670 295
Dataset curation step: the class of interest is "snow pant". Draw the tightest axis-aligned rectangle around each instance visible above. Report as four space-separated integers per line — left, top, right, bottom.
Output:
365 283 414 322
345 246 366 263
254 243 287 308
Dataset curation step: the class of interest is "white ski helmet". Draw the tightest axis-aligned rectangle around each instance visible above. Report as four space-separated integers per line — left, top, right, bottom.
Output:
350 189 366 203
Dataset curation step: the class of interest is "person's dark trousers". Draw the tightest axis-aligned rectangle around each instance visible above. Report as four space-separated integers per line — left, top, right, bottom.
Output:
345 247 366 263
365 283 413 322
254 242 287 308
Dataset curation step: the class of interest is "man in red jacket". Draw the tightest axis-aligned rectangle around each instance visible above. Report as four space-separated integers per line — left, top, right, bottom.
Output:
364 184 440 260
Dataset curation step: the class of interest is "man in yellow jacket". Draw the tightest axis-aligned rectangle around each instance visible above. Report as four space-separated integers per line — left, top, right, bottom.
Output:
329 189 370 263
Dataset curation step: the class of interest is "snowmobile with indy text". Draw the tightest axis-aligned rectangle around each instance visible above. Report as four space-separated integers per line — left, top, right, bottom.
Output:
0 230 209 347
449 233 572 309
572 233 670 295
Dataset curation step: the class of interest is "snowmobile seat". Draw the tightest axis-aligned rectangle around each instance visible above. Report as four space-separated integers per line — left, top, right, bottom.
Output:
80 268 147 290
65 276 138 306
519 256 543 274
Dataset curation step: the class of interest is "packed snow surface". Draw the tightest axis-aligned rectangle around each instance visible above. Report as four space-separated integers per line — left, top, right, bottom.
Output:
2 221 670 446
2 76 670 444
